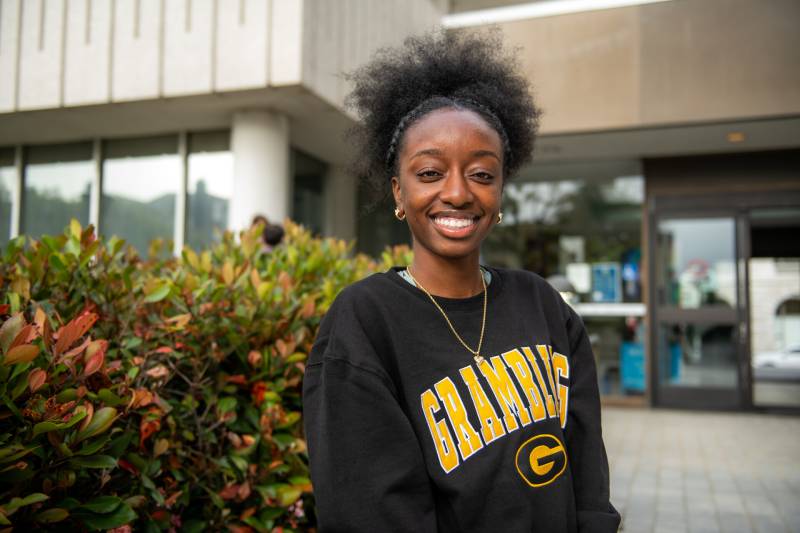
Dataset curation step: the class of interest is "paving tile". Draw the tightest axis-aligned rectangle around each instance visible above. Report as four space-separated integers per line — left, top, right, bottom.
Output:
602 407 800 533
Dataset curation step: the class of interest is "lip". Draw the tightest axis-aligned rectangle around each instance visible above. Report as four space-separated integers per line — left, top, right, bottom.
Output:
430 212 481 239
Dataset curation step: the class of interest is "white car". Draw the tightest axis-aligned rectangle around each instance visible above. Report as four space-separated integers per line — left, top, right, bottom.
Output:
753 345 800 381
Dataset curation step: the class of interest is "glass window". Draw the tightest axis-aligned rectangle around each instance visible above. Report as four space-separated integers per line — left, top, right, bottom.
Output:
0 148 15 246
749 208 800 408
656 218 736 308
187 131 233 250
102 135 180 255
23 142 94 238
484 173 644 302
355 185 410 257
481 166 644 399
293 149 327 236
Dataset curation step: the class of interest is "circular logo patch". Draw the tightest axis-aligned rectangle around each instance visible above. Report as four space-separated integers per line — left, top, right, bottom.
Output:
515 433 567 488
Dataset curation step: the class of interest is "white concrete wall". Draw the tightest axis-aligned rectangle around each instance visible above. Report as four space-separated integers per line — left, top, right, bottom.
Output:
17 0 65 110
0 0 20 112
65 0 113 106
301 0 442 109
0 0 443 114
215 0 270 90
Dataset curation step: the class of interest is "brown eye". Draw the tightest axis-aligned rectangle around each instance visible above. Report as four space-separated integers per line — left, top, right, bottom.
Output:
417 169 442 180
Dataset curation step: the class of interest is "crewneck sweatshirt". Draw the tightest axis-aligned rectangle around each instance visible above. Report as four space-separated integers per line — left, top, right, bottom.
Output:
303 266 620 532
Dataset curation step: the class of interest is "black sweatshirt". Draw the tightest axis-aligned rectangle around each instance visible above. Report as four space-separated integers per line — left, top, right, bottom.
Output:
303 267 620 532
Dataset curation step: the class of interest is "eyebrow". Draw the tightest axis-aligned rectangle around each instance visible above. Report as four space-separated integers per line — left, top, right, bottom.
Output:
409 148 501 161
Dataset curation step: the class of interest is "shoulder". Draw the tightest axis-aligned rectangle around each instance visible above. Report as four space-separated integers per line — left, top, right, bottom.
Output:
492 266 576 326
308 271 400 377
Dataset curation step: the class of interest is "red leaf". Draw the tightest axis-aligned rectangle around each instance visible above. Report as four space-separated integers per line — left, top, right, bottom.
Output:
83 340 108 377
9 324 37 351
54 312 98 356
219 484 239 500
154 346 173 354
226 374 248 386
0 304 9 315
118 458 139 476
4 344 40 365
28 368 47 392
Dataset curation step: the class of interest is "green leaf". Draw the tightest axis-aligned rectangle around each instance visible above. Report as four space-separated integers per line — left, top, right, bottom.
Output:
276 485 302 507
217 396 237 414
75 407 117 442
79 496 122 514
69 455 117 469
144 283 171 303
57 497 81 510
0 444 37 464
76 434 111 456
97 388 124 407
33 409 87 436
76 502 136 531
0 313 24 353
4 492 49 513
35 507 69 523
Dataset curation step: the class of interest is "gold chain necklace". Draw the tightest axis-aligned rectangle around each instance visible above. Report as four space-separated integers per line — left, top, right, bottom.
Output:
406 267 488 366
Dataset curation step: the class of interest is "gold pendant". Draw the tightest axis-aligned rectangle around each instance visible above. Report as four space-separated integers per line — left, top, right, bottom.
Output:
474 354 485 365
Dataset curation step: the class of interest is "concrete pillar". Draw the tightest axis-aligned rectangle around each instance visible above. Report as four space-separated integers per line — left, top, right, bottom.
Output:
230 110 290 232
323 166 358 243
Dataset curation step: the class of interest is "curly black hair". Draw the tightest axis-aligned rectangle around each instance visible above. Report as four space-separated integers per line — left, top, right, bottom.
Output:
346 28 540 191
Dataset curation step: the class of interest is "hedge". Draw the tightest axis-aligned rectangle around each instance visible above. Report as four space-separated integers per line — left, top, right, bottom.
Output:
0 220 411 532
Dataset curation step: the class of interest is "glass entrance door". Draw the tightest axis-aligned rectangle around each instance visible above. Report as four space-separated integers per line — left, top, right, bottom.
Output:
653 216 746 408
748 208 800 408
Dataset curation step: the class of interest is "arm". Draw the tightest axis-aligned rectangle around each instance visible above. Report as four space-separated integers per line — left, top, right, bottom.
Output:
563 307 621 533
303 356 437 533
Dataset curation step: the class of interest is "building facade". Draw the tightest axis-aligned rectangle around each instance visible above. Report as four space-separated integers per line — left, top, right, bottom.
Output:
1 0 799 410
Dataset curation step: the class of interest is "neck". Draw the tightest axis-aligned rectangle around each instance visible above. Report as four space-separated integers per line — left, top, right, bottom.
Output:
409 251 483 299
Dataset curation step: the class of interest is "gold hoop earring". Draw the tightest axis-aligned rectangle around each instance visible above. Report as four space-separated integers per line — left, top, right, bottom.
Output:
394 207 406 221
497 212 503 224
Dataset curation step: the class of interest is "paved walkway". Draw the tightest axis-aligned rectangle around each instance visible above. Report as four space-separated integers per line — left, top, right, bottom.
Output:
603 407 800 533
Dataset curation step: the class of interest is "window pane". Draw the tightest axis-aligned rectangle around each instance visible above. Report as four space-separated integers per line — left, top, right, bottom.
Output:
23 143 93 238
657 322 738 388
0 148 14 246
656 218 736 308
484 173 644 302
293 149 327 235
187 131 232 250
102 136 179 255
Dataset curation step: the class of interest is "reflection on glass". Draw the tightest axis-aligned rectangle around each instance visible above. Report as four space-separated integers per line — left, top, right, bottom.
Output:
750 252 800 407
293 149 327 236
656 218 736 308
0 163 14 246
23 143 93 238
657 323 737 388
482 175 644 303
102 136 179 255
586 315 646 397
187 151 233 250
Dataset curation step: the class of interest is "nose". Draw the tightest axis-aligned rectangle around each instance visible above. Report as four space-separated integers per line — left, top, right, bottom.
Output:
439 171 474 207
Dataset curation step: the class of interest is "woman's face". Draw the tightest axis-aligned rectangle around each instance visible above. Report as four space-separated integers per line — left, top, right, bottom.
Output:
392 107 504 265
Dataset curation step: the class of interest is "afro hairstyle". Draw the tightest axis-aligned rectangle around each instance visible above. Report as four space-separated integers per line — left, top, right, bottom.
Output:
346 28 540 191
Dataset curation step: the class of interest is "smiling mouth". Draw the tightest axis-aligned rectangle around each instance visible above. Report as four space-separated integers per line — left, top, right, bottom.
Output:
431 214 480 235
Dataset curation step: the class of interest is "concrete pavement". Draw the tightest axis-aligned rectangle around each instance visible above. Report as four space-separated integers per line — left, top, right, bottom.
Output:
603 407 800 533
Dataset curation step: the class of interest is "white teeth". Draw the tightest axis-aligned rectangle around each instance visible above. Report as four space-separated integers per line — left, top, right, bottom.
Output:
434 217 475 229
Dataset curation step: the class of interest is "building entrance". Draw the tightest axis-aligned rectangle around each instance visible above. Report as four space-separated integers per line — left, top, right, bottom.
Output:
650 191 800 410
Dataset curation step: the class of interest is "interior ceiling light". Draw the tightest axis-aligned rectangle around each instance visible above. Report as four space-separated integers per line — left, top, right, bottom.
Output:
443 0 674 28
727 132 746 143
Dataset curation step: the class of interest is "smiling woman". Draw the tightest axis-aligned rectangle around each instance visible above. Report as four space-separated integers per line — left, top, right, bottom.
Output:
303 30 620 533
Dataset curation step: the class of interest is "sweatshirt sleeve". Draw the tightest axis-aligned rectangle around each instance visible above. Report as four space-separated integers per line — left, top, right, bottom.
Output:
302 301 437 533
563 306 621 533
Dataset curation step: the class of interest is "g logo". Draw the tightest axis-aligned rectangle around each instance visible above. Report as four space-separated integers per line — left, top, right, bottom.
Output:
515 434 567 488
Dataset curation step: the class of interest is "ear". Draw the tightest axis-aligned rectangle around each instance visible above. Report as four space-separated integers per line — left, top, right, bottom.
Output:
391 176 402 208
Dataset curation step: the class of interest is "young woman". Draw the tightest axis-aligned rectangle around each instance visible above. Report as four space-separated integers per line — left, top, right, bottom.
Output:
303 30 620 532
